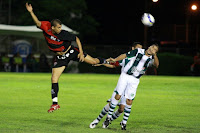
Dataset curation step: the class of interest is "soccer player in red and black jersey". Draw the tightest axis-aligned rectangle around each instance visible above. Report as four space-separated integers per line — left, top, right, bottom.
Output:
26 3 106 113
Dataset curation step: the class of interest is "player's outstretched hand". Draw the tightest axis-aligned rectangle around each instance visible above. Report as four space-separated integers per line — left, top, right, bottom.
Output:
106 57 116 63
78 53 85 62
26 3 33 12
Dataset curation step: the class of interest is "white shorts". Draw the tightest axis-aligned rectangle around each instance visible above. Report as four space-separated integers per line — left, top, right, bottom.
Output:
115 72 140 100
110 89 126 105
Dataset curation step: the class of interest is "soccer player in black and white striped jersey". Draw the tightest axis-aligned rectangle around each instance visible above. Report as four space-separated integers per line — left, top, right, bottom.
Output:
89 43 142 129
102 44 159 130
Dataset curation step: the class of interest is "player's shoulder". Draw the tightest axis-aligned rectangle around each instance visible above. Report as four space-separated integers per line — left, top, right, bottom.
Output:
60 30 70 34
137 48 145 54
41 21 51 26
40 21 51 31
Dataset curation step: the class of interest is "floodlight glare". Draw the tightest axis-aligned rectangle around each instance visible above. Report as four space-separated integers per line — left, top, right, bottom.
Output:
152 0 158 2
191 4 197 11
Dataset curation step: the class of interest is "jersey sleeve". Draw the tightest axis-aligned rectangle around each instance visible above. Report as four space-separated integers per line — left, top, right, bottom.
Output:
58 30 76 41
38 21 51 31
118 60 123 66
126 49 138 58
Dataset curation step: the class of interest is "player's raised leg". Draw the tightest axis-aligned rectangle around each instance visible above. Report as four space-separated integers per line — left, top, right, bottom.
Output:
84 54 106 65
48 66 65 113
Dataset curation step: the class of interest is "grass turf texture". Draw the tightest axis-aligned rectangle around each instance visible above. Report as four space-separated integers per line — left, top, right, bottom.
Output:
0 73 200 133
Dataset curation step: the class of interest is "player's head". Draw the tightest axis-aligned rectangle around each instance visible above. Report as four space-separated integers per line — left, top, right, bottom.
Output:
51 19 62 34
146 44 159 55
131 42 142 50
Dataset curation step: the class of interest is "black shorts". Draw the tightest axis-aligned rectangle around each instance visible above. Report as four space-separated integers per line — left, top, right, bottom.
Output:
52 46 87 68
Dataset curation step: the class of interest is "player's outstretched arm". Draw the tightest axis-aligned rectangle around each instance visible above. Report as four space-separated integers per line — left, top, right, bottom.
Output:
76 37 84 62
25 3 41 27
107 54 126 62
94 64 116 68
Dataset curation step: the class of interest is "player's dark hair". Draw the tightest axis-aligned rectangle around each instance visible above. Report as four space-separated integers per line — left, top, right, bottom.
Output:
132 42 142 48
51 19 62 27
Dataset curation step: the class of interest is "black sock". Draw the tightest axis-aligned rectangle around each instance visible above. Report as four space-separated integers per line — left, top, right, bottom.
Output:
51 83 59 104
97 57 105 64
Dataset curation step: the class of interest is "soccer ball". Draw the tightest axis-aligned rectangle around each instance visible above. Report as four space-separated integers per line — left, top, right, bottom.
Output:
141 13 155 27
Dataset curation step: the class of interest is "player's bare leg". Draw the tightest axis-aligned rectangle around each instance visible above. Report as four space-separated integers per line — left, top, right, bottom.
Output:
84 54 106 65
48 66 65 113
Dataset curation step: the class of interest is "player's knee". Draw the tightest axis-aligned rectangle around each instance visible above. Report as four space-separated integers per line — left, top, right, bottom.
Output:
118 108 124 113
126 99 133 105
118 105 125 113
115 94 121 100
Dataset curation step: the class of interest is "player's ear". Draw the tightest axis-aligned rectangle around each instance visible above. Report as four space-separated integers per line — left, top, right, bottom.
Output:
51 26 55 30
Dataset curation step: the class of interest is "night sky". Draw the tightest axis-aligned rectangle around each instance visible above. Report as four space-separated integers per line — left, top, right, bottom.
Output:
85 0 199 45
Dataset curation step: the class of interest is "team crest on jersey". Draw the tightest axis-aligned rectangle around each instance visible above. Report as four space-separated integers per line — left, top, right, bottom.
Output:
48 29 51 32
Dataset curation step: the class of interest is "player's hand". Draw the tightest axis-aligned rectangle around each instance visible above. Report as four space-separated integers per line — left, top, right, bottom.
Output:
106 58 116 63
152 52 157 56
153 53 157 57
26 3 33 13
78 53 84 62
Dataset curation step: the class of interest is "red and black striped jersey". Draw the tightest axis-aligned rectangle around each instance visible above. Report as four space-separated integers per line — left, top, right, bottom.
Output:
38 21 76 52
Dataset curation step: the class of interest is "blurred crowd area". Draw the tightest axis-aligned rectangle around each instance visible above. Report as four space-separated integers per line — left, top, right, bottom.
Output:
0 52 52 72
0 49 200 76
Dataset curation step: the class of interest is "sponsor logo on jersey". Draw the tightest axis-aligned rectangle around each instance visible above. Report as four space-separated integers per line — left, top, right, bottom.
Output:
50 36 60 42
65 53 70 57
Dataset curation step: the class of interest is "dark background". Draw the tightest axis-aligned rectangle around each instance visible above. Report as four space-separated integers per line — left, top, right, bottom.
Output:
1 0 199 45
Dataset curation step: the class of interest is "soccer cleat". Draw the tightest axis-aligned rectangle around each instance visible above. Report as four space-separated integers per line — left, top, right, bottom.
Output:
48 104 60 113
102 117 111 128
89 119 99 129
120 121 126 130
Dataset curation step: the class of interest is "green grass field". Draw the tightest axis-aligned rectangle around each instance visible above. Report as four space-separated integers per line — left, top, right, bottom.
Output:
0 72 200 133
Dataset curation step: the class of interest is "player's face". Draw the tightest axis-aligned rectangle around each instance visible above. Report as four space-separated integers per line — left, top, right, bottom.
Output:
147 45 158 55
131 44 142 50
52 24 62 34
